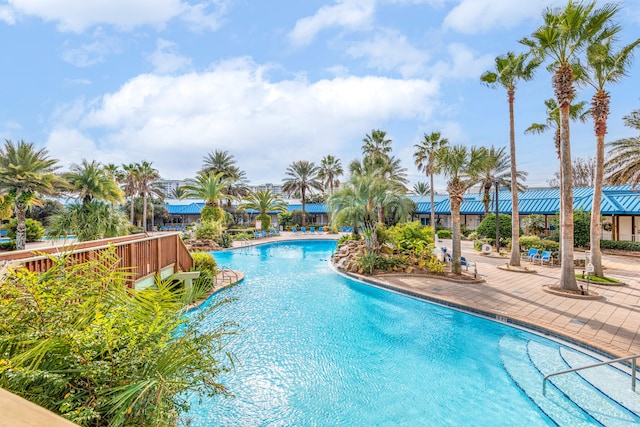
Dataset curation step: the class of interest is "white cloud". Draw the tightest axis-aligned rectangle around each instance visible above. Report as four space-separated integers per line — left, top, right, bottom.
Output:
61 30 120 67
47 57 440 181
146 39 192 74
429 43 494 80
6 0 229 33
288 0 375 47
0 5 16 24
443 0 565 34
346 29 429 77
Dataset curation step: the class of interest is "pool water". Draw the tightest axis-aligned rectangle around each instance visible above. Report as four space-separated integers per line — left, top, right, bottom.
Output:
186 241 636 426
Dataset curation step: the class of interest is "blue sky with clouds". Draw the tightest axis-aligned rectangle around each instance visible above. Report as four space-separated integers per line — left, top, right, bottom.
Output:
1 0 639 191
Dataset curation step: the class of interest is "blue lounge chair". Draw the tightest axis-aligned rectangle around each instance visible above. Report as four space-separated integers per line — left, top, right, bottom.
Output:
254 231 261 239
269 229 275 236
310 226 315 234
292 227 298 234
261 230 267 238
522 248 539 263
461 256 475 271
301 227 307 233
536 250 553 266
318 226 323 233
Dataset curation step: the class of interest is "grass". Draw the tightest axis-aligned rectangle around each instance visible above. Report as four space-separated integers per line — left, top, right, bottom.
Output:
575 273 622 284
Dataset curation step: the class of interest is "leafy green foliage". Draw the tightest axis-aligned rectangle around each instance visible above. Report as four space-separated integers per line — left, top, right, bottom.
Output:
217 231 233 248
549 209 591 247
600 240 640 251
0 248 234 426
201 205 223 222
521 214 546 236
194 221 221 240
436 229 452 239
256 213 271 230
6 218 44 242
476 214 518 241
47 201 130 242
191 252 218 273
385 222 443 272
356 252 378 274
517 235 559 256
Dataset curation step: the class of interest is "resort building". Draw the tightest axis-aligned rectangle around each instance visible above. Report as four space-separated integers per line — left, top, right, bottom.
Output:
163 185 640 241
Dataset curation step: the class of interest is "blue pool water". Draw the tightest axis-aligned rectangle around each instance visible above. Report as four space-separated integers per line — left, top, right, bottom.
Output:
186 241 636 426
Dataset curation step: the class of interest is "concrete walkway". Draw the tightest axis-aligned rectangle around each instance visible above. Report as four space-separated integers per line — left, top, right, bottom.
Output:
233 233 640 359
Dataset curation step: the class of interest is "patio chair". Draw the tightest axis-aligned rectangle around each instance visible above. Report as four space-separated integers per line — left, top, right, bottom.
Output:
261 230 267 238
310 226 315 234
318 226 324 233
521 248 539 263
536 250 553 266
461 256 475 270
292 227 298 234
301 227 307 233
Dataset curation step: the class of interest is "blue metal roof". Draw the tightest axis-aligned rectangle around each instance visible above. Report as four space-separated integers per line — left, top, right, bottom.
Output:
287 203 327 214
166 203 205 215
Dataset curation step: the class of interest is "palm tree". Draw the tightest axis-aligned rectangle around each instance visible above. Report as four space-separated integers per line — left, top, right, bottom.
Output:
330 169 412 251
606 109 640 188
521 0 617 291
202 150 248 211
180 171 234 207
437 145 485 274
122 163 139 224
169 187 187 199
0 140 65 250
65 159 124 209
414 132 449 238
412 181 430 196
476 146 527 216
585 33 640 277
240 189 288 230
135 161 161 232
481 51 539 267
362 129 392 161
318 155 344 195
282 160 322 227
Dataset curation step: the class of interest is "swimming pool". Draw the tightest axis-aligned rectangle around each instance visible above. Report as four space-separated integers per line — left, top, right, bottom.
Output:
187 240 639 426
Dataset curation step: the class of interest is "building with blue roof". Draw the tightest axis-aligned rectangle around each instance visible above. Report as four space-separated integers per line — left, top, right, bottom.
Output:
162 185 640 241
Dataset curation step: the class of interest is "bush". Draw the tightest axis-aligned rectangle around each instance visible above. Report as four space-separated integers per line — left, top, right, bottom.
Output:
201 205 223 222
549 210 590 247
233 232 254 240
256 213 271 231
191 251 218 274
356 252 378 274
600 240 640 251
194 221 221 240
476 214 518 241
217 231 232 248
467 231 478 241
436 229 452 239
6 218 45 242
0 240 16 251
519 235 542 251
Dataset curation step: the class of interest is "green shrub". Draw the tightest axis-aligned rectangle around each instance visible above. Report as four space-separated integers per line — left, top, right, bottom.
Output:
519 235 542 251
201 205 223 222
356 252 378 274
549 210 590 247
0 240 16 251
191 251 218 273
233 232 254 240
217 231 232 248
467 231 478 241
256 213 271 231
194 221 221 240
436 229 452 239
6 218 45 242
476 214 518 241
599 240 640 251
374 254 408 271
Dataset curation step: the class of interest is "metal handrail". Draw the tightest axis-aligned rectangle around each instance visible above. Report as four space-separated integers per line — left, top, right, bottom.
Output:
543 353 639 395
216 265 239 287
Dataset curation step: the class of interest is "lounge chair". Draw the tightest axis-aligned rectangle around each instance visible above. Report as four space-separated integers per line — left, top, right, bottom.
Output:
536 250 553 266
292 227 298 234
254 231 261 239
261 230 267 238
461 256 475 271
310 226 315 234
301 227 307 233
521 248 539 263
318 226 323 234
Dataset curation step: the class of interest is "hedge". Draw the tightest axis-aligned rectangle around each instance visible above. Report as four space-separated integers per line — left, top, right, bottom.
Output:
599 240 640 252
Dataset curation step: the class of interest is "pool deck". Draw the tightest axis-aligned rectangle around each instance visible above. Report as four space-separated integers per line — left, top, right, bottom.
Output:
233 232 640 360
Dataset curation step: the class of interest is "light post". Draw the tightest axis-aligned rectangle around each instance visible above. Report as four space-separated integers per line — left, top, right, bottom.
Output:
494 179 500 254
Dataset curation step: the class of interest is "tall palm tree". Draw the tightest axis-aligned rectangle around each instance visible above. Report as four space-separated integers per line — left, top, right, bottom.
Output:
585 33 640 277
318 155 344 195
481 51 539 267
180 171 234 207
122 163 139 224
362 129 392 162
239 189 288 230
606 109 640 188
476 146 527 216
414 131 449 238
282 160 322 227
65 159 124 209
0 140 66 250
437 145 485 274
412 181 430 196
202 150 248 211
202 150 236 175
521 0 617 291
135 161 161 232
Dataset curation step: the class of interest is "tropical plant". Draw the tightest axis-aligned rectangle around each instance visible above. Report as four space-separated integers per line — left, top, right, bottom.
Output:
122 163 139 224
414 131 449 240
181 171 234 210
282 160 322 227
362 129 392 161
0 140 66 250
521 214 546 236
134 161 161 232
6 218 45 242
437 145 485 274
318 154 343 196
0 248 234 427
585 28 640 277
47 201 130 241
606 109 640 187
476 214 518 243
476 146 527 216
411 181 430 196
521 0 617 291
240 189 288 231
201 150 249 210
481 51 539 267
64 159 124 209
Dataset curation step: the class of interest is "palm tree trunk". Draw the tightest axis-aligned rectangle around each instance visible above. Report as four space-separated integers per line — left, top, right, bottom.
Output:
429 172 436 241
590 91 609 277
142 192 148 232
451 197 462 275
508 88 521 267
559 104 579 291
130 196 135 224
301 188 307 227
15 201 27 251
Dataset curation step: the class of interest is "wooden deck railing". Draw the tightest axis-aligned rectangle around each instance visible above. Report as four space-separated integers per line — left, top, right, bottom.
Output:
0 233 194 287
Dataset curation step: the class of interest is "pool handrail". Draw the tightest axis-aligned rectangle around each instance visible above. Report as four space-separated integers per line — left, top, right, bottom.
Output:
542 353 639 396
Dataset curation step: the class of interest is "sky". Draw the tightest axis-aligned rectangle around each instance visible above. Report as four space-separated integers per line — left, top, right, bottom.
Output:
1 0 640 192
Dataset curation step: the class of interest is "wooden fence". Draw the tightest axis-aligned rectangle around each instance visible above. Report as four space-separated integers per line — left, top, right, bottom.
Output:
0 233 194 287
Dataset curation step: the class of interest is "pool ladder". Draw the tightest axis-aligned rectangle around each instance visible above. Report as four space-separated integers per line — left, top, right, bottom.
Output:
543 353 640 395
216 265 239 288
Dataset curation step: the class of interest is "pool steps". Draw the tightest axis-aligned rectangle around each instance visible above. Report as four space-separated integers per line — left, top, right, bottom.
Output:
499 335 640 426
